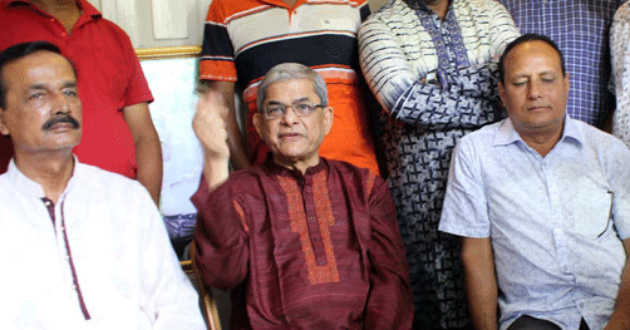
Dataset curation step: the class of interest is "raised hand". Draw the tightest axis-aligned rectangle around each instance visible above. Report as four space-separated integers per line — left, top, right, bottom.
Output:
193 88 231 162
193 88 232 190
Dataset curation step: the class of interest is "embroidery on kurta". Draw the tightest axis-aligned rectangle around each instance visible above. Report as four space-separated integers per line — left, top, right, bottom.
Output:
278 175 340 285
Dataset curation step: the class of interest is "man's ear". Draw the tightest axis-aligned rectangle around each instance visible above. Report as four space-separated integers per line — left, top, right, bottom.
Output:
498 81 506 108
0 109 10 136
253 112 264 139
323 106 334 135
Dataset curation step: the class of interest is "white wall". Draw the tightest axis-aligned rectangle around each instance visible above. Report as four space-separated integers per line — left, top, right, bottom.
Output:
86 0 210 48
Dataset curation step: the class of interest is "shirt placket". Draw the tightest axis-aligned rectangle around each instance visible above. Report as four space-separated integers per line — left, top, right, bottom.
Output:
541 157 571 276
419 8 469 70
42 196 91 320
298 176 328 266
41 5 91 48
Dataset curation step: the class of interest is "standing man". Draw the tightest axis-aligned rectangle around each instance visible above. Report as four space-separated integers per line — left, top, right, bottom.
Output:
0 0 162 204
0 41 204 330
500 0 624 129
440 34 630 330
358 0 519 329
193 63 413 330
198 0 380 175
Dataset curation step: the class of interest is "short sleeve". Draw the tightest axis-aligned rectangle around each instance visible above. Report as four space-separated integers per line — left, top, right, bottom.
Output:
439 136 491 238
607 138 630 239
199 0 237 82
122 47 153 107
357 0 371 21
109 23 153 107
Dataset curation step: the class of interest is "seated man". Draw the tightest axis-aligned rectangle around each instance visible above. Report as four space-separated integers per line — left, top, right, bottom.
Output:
192 63 413 330
0 42 205 329
439 34 630 330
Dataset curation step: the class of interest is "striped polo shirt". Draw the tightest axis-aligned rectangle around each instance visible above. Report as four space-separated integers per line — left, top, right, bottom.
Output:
200 0 380 174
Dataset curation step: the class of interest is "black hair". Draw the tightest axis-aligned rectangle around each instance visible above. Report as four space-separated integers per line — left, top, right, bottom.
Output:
498 33 566 83
0 41 64 109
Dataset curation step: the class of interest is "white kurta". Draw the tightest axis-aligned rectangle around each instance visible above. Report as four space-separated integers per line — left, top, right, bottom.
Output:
0 159 205 330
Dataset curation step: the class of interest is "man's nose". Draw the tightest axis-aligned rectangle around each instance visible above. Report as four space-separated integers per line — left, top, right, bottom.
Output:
527 81 542 99
280 106 299 124
52 92 71 113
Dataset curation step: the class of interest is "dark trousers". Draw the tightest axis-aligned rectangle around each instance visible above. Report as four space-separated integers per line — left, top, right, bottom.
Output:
508 315 590 330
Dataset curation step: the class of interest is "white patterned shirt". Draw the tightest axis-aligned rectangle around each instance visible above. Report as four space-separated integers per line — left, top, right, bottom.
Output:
358 1 519 328
0 159 205 330
611 1 630 148
359 0 519 115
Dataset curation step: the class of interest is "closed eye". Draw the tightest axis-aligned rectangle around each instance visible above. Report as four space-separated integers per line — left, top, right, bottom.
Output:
63 89 79 97
28 92 44 100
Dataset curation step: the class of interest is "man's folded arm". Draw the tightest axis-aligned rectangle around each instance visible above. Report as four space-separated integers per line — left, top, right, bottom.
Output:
359 19 501 131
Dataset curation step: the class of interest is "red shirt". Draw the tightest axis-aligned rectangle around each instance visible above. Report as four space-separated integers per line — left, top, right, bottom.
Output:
0 0 153 177
193 158 413 330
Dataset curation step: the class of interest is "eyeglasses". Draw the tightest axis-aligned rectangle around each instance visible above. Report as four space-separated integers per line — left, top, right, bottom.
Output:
261 101 325 119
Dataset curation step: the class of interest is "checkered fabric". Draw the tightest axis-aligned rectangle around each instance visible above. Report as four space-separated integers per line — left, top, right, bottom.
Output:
501 0 625 127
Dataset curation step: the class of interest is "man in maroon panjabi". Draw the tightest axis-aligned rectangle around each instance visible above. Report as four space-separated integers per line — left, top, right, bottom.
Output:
192 63 413 330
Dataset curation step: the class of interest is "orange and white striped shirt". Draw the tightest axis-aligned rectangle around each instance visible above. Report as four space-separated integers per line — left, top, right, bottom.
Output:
200 0 380 174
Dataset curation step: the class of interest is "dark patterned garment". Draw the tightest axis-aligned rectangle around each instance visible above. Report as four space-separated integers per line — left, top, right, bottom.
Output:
192 158 413 330
358 0 519 329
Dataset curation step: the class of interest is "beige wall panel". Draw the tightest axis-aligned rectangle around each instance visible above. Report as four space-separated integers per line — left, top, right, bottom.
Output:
86 0 100 9
151 0 189 40
370 0 389 11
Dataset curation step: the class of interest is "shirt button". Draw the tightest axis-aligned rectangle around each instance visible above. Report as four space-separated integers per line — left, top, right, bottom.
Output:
313 237 320 242
553 228 562 234
71 284 77 290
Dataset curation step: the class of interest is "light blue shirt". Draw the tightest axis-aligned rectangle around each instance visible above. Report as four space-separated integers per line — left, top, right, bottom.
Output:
439 115 630 330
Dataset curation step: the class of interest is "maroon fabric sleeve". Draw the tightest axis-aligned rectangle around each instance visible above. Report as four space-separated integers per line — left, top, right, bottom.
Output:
192 178 249 290
364 175 414 330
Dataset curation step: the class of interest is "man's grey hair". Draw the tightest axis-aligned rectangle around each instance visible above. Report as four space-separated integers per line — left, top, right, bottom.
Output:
256 63 328 110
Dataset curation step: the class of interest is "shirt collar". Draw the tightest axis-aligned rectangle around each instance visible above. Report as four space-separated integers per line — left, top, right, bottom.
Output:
493 117 520 146
403 0 457 13
2 0 101 20
260 0 309 9
493 113 584 147
6 155 80 199
76 0 101 19
263 153 328 179
559 113 584 145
